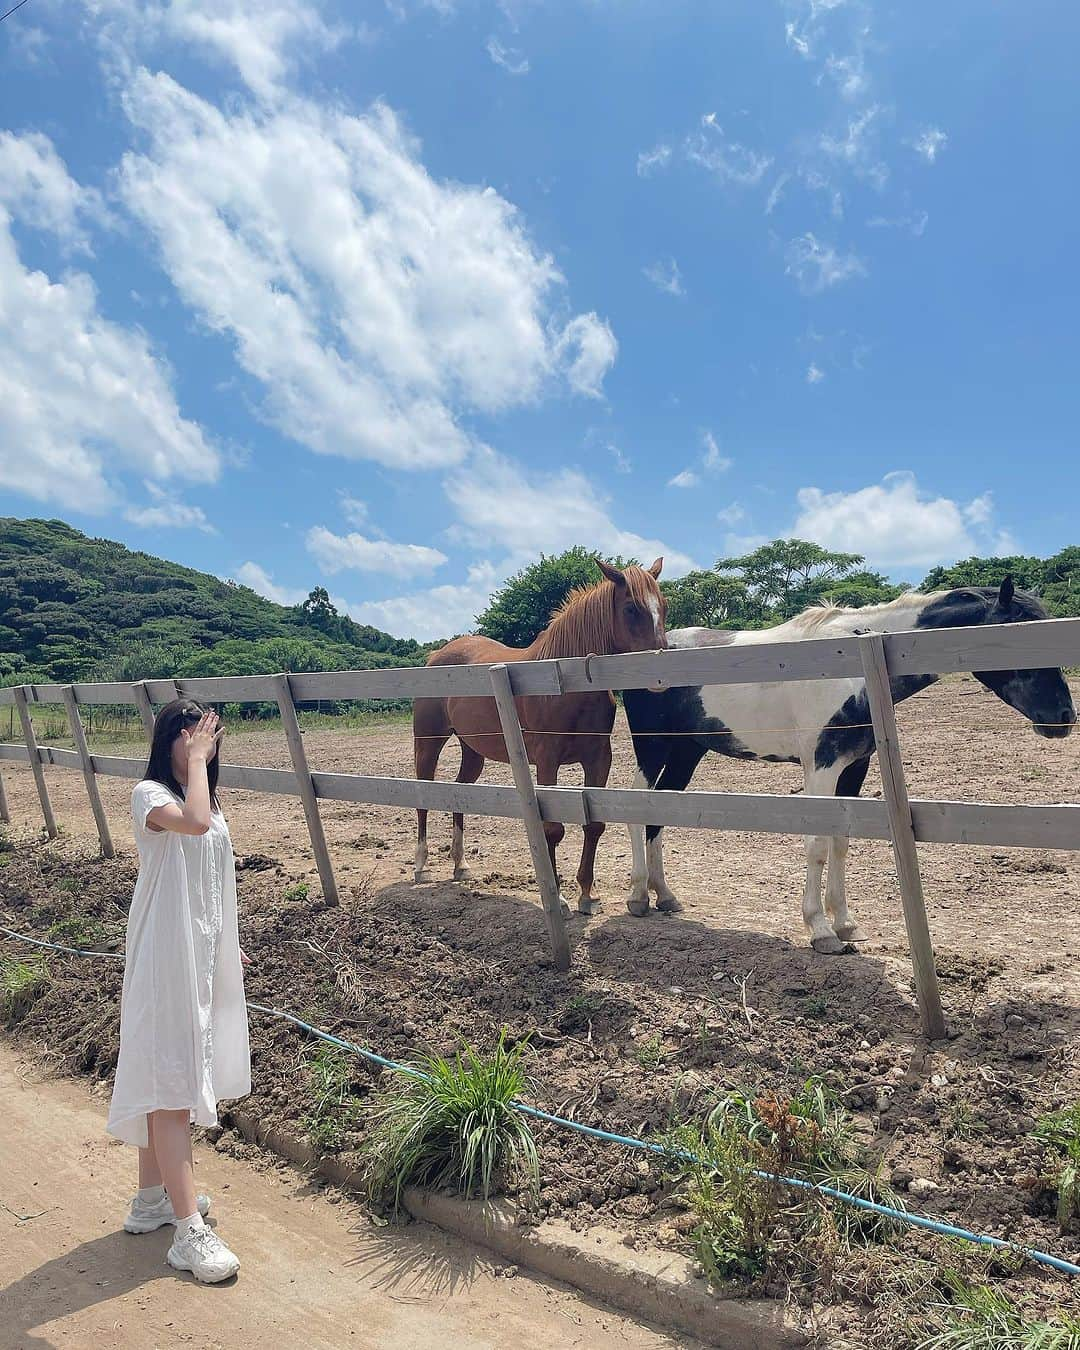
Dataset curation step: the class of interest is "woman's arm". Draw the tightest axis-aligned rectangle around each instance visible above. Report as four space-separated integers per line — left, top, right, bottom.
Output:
146 712 222 836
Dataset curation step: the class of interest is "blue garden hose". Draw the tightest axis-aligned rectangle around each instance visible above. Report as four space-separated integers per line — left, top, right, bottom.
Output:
4 925 1078 1278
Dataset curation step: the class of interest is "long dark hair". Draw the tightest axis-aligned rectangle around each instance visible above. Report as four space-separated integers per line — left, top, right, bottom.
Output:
145 698 220 809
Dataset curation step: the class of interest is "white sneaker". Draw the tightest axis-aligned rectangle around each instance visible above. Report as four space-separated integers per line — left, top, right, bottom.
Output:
124 1191 211 1233
166 1224 240 1283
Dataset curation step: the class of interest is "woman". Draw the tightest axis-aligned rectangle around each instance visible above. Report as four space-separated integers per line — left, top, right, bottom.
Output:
107 700 250 1283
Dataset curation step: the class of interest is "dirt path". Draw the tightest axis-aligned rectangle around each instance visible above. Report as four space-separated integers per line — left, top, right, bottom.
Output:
0 1043 691 1350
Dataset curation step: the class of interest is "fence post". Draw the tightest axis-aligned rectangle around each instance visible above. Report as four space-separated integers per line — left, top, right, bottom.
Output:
489 663 571 973
61 686 114 858
273 672 338 906
858 635 946 1039
132 681 157 739
14 685 57 839
0 762 8 824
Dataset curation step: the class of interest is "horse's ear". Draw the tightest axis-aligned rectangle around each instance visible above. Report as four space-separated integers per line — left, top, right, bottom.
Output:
998 575 1015 609
647 557 663 578
596 558 625 586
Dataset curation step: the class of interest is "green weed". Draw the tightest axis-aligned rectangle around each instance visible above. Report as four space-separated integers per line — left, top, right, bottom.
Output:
917 1274 1080 1349
359 1030 539 1214
635 1034 665 1071
47 915 107 949
284 883 310 902
1 954 50 1024
1034 1102 1080 1232
302 1044 362 1153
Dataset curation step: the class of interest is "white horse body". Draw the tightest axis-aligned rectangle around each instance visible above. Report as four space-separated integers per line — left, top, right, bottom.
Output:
624 584 1074 953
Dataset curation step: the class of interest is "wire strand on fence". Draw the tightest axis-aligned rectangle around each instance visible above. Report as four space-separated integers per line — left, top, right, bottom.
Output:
2 924 1078 1279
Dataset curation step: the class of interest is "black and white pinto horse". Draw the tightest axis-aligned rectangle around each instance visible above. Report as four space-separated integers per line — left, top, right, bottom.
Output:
622 580 1076 954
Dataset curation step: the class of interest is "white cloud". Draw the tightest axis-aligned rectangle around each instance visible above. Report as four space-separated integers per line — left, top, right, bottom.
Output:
867 210 928 237
701 430 732 473
685 113 771 187
668 469 699 489
87 0 351 102
793 472 1011 568
347 562 498 642
912 127 947 163
636 144 672 177
306 524 447 579
0 131 105 245
116 75 616 474
818 104 887 187
669 430 731 490
486 36 529 74
784 233 866 294
807 363 826 384
716 502 746 526
124 481 215 531
556 313 618 398
444 447 695 574
765 172 791 215
235 560 308 606
0 133 217 513
643 257 683 296
338 493 369 527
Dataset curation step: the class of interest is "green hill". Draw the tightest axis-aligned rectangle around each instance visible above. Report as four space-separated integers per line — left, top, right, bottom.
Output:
0 518 433 687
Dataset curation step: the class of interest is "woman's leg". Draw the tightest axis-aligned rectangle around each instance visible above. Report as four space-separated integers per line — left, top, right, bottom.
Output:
138 1143 163 1190
148 1109 198 1219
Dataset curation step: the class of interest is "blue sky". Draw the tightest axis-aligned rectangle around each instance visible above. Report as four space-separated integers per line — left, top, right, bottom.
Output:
1 0 1076 637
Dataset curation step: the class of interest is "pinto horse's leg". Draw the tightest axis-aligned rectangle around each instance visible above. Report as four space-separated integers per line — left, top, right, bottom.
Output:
801 763 846 953
575 738 612 916
452 742 485 881
643 742 707 916
827 756 872 944
628 770 652 916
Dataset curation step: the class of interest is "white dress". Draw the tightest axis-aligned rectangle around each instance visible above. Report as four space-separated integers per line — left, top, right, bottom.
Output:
107 780 251 1149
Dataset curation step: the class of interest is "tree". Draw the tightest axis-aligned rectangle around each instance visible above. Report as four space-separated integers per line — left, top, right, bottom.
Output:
715 539 890 619
919 554 1045 595
476 547 637 646
661 571 750 629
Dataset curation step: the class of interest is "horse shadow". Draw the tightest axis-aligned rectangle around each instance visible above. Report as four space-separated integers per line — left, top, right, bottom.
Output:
0 1225 201 1349
372 875 918 1038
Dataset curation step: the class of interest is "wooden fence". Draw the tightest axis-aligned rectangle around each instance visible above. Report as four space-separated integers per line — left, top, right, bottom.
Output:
1 617 1078 1039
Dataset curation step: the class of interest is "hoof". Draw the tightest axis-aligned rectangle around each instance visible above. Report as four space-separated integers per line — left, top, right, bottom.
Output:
452 865 473 882
414 870 431 885
811 934 848 956
577 896 602 916
626 895 651 917
655 894 684 915
834 923 868 943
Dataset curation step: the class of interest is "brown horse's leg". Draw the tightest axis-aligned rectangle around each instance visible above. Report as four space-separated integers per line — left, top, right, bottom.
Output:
413 698 451 883
534 749 569 916
451 743 484 881
575 739 612 916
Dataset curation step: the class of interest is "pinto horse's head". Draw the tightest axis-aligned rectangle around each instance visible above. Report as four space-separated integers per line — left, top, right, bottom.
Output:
596 558 668 653
926 577 1075 738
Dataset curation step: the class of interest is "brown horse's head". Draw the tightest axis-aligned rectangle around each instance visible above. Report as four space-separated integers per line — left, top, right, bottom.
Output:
596 557 667 652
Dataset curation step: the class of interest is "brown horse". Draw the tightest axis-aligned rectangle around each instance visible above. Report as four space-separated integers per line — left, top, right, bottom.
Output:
413 558 667 913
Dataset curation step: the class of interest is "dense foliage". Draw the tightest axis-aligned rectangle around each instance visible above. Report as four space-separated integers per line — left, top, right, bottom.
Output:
0 518 431 685
476 539 1080 645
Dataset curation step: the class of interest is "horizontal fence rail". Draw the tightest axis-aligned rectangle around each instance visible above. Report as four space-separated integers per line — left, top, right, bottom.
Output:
2 616 1079 709
1 614 1077 1034
1 743 1077 851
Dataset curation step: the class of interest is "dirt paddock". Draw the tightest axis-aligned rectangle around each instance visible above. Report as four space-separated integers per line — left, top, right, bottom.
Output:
2 675 1079 1343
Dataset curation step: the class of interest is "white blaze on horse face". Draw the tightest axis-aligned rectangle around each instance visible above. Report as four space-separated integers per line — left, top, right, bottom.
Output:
647 595 662 645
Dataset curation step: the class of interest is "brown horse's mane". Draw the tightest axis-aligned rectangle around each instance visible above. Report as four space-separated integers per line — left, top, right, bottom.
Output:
531 567 658 661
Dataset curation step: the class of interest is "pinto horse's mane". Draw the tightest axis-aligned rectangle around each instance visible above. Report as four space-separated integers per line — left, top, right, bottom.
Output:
785 590 938 635
532 567 660 660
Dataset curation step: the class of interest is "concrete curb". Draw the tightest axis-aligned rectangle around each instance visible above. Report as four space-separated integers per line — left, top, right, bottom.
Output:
230 1109 808 1349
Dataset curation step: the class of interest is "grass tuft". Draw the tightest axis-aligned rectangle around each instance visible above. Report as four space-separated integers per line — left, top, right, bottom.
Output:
1 954 50 1024
359 1030 539 1214
916 1273 1080 1349
1033 1102 1080 1233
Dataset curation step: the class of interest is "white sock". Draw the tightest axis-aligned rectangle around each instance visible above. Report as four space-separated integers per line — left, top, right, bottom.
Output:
138 1184 166 1205
175 1211 205 1239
